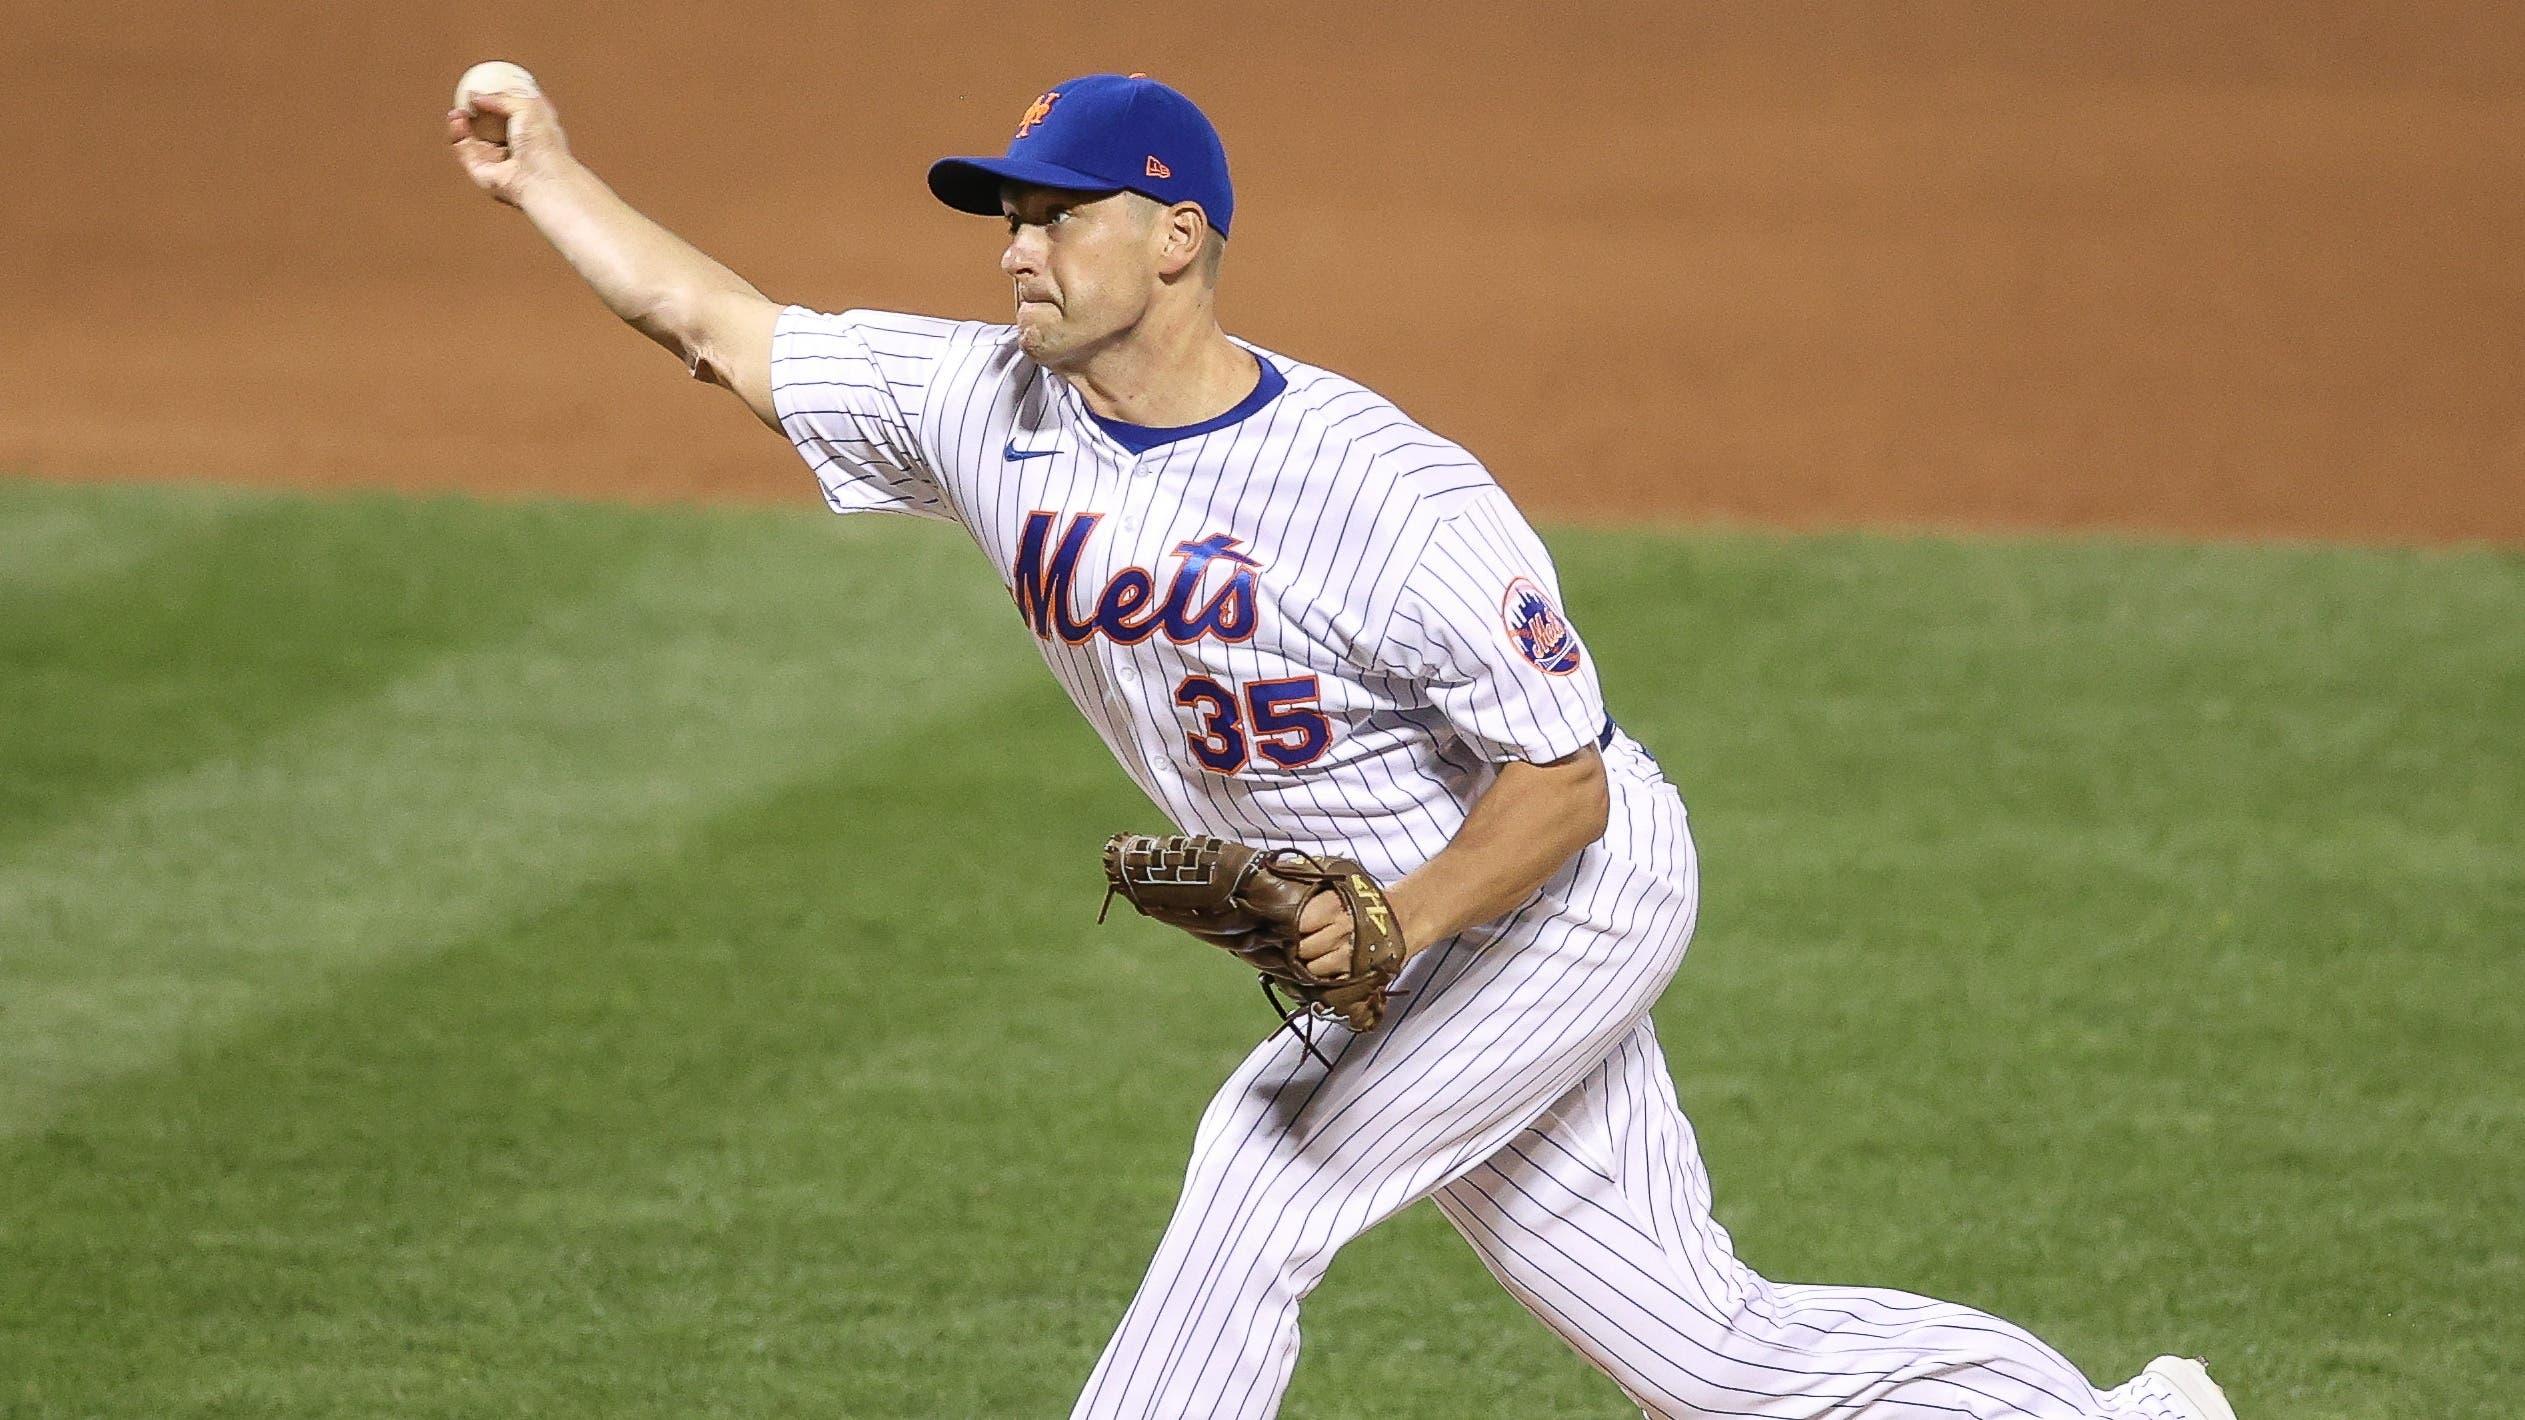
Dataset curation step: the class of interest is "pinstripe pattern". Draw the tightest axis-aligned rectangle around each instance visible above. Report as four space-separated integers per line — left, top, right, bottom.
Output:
772 306 1610 884
768 305 2200 1418
1432 1027 2196 1419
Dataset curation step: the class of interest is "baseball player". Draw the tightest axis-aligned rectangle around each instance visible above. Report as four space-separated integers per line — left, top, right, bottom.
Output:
448 71 2241 1420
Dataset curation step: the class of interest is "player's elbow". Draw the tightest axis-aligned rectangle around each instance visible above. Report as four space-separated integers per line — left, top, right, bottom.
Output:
638 288 780 419
634 286 718 364
638 287 765 372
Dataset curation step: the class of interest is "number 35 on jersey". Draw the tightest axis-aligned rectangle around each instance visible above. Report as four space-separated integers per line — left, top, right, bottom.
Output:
1010 509 1330 776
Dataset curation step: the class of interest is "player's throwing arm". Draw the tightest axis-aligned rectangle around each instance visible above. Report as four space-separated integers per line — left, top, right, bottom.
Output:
444 62 781 426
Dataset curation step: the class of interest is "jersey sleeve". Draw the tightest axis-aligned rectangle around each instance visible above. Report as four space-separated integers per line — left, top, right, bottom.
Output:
769 306 961 521
1374 487 1610 764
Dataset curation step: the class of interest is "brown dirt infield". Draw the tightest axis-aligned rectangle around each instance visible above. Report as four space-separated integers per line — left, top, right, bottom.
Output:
3 2 2517 543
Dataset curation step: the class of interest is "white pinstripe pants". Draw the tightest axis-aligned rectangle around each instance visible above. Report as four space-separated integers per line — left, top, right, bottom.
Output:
1071 812 2191 1419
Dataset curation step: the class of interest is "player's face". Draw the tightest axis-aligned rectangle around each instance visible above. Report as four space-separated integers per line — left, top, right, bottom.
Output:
1000 185 1163 367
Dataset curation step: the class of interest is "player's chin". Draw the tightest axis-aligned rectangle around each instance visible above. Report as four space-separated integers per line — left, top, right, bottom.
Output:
1014 313 1073 364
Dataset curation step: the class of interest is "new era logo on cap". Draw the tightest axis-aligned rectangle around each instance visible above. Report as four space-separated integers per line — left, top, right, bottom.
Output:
926 73 1235 237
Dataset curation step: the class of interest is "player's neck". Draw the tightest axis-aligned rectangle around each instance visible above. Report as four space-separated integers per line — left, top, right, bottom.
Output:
1060 306 1254 429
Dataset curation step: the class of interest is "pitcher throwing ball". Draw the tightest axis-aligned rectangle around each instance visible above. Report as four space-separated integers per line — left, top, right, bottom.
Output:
448 69 2240 1420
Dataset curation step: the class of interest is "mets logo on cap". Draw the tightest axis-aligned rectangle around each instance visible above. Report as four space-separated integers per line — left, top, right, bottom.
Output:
1502 577 1582 675
1015 90 1059 138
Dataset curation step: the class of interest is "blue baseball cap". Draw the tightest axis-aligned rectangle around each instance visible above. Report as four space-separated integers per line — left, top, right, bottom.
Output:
927 74 1234 237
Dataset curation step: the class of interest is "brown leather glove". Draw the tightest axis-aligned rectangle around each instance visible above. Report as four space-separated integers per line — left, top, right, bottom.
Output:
1100 833 1409 1032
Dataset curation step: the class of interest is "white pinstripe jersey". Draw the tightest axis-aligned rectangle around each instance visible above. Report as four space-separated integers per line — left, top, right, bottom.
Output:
771 306 1672 886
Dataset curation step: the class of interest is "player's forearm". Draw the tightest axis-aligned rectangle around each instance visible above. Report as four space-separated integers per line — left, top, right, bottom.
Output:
1390 748 1610 951
516 161 766 363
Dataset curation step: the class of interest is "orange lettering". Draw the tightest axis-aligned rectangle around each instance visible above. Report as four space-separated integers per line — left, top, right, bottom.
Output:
1145 155 1172 179
1015 91 1059 139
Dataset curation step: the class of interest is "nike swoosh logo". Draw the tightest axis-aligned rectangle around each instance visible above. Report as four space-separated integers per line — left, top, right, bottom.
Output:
1004 440 1057 461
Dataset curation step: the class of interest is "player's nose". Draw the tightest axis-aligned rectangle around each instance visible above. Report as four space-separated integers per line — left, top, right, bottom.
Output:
1000 229 1043 280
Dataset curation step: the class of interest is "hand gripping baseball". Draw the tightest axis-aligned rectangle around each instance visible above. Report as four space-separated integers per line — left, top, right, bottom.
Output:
1100 834 1409 1040
445 80 572 207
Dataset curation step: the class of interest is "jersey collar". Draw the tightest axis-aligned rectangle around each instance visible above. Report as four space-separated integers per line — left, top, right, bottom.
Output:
1056 348 1288 459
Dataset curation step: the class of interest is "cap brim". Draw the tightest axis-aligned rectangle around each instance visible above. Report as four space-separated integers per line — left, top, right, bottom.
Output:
926 156 1123 216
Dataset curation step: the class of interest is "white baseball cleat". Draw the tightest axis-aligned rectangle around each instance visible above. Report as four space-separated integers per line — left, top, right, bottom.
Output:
2143 1355 2237 1420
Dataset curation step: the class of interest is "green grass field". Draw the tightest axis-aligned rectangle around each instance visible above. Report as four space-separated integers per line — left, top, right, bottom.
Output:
2 476 2517 1418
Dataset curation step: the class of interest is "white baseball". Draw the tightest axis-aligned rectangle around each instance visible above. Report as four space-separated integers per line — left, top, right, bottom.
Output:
453 61 540 144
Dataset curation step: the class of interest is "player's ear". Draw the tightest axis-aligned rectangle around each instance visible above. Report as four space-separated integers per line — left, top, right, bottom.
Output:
1156 203 1208 280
